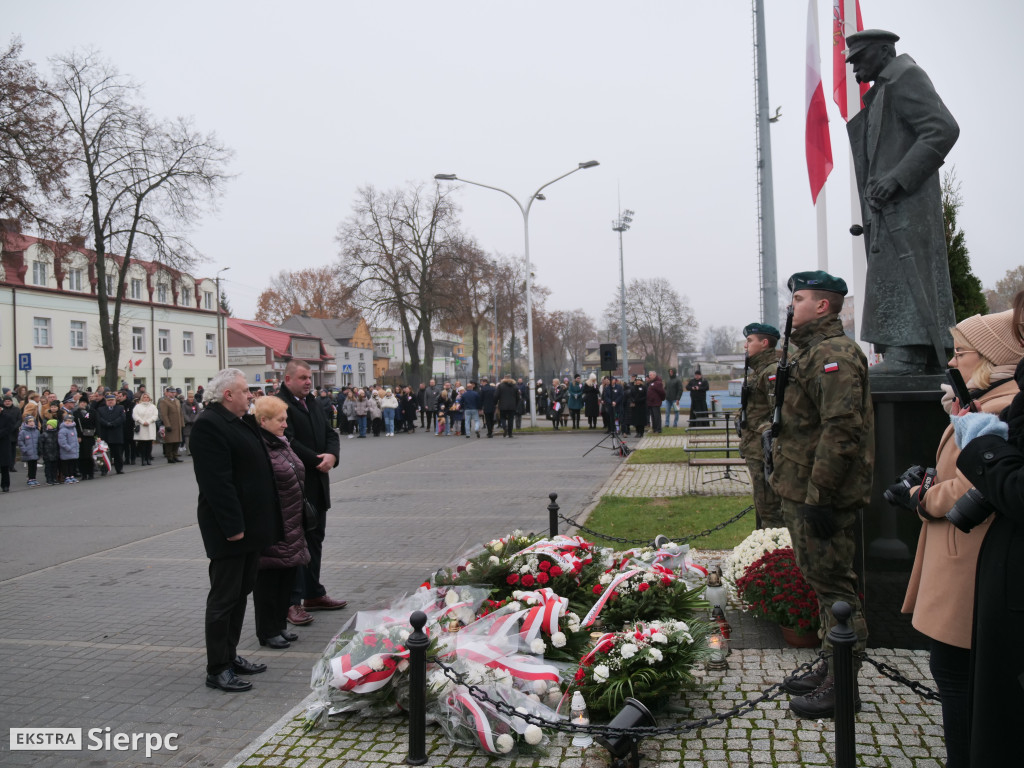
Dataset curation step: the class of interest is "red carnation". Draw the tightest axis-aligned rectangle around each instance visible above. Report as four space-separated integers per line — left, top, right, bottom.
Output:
364 636 378 647
456 565 466 573
506 574 520 585
575 668 586 682
660 577 672 586
550 566 564 577
538 561 551 572
536 572 550 584
637 583 650 592
592 584 602 594
522 574 535 588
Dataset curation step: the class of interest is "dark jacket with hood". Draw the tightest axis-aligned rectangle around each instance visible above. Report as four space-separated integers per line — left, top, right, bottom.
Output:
258 430 310 571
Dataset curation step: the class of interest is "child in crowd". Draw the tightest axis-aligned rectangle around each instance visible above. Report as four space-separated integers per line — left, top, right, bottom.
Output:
58 414 80 483
39 419 60 485
17 416 41 487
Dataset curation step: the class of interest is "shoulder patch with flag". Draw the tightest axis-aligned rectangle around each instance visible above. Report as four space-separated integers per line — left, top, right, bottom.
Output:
823 362 839 374
768 374 777 381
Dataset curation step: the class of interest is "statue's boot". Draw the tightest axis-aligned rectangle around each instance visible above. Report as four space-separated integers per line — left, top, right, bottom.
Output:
869 345 937 376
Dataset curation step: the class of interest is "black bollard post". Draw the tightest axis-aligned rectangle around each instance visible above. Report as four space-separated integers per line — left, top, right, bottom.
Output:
828 601 857 768
406 610 429 765
548 492 559 538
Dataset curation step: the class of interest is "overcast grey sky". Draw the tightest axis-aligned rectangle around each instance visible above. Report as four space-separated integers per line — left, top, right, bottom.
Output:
9 1 1021 344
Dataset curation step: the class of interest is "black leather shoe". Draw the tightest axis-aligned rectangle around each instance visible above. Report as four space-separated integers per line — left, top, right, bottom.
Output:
783 660 828 695
258 635 290 649
281 630 299 642
232 655 268 674
205 669 252 692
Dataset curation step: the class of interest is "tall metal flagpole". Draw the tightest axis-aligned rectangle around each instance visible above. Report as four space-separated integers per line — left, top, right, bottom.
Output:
612 209 633 380
754 0 779 325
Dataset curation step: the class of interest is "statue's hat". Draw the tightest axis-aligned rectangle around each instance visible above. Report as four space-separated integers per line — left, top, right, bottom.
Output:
845 29 900 59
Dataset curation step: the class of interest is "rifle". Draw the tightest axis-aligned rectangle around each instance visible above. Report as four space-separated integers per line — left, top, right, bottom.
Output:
735 351 750 439
762 304 794 478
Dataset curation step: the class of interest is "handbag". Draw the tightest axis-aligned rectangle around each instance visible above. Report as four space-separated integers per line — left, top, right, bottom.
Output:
301 497 318 532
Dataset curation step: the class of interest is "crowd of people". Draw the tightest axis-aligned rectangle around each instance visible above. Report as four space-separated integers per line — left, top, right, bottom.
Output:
0 383 201 489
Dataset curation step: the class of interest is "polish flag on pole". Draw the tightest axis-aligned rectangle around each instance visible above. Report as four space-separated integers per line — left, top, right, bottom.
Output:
832 0 868 120
806 0 832 204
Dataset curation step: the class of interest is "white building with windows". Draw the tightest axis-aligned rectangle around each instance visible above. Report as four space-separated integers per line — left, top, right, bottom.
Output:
0 221 223 394
371 328 462 381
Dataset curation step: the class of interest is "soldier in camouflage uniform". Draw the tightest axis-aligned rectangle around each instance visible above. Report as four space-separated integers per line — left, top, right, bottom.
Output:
738 323 783 529
769 271 874 719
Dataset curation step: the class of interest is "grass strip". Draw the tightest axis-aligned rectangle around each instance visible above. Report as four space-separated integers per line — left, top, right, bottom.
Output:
627 447 731 464
583 494 755 550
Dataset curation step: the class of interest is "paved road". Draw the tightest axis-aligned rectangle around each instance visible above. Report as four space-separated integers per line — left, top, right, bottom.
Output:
0 429 621 767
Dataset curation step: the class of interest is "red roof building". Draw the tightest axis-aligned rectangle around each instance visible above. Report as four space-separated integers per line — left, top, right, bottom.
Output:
226 317 334 389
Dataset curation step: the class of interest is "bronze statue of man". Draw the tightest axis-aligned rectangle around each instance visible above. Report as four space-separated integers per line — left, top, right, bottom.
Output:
846 29 960 375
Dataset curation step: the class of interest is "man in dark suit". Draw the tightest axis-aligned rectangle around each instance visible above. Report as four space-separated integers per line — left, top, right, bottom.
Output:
95 391 125 474
275 360 343 626
478 376 497 438
190 369 279 692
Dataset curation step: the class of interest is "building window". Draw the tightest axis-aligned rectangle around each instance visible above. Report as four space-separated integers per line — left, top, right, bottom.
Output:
359 352 364 360
34 376 52 392
157 284 168 303
158 329 170 353
205 333 215 356
160 377 170 388
132 327 146 353
72 376 87 389
181 287 192 306
375 342 390 356
31 261 48 286
344 351 350 359
182 331 194 355
203 291 214 310
105 274 116 297
69 320 86 349
130 278 143 300
134 377 146 389
33 317 51 346
67 268 84 292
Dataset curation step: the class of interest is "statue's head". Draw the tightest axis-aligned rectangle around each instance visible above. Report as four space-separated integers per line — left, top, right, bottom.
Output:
845 29 899 84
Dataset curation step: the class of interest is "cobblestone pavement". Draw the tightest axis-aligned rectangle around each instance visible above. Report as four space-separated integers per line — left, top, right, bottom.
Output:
233 646 944 768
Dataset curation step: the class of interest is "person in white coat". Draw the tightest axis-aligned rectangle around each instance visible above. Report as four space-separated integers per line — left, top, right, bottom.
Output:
132 392 160 465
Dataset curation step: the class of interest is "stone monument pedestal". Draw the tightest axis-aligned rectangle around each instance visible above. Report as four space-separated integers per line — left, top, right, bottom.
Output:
860 376 949 649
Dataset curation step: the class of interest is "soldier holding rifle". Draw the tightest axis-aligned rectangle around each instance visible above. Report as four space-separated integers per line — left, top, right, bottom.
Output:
737 322 782 529
768 271 875 719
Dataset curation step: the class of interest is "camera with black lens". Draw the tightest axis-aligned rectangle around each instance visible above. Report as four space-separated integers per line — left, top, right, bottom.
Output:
883 465 926 506
945 487 996 533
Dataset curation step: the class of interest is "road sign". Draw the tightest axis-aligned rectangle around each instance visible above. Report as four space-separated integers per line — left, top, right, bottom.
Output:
255 373 261 382
162 357 173 370
342 364 352 373
18 353 31 372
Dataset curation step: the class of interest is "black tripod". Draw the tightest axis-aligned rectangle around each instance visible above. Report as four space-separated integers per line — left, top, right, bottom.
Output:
583 417 631 458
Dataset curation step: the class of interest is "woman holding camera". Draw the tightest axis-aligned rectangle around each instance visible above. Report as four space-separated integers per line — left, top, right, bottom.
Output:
952 291 1024 767
897 307 1023 768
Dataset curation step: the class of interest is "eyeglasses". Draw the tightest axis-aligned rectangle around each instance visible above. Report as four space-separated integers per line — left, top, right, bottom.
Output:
953 349 977 360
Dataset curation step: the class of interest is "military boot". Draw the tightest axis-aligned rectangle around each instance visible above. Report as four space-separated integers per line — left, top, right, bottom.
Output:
782 660 828 695
788 675 861 719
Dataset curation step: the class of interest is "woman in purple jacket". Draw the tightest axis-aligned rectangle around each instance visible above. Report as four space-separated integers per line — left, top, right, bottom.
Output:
251 396 310 649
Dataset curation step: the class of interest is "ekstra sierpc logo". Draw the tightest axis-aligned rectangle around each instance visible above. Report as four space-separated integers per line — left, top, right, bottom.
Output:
10 727 179 757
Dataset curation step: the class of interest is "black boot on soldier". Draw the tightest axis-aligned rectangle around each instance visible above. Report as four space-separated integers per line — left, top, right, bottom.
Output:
782 659 828 695
788 675 861 719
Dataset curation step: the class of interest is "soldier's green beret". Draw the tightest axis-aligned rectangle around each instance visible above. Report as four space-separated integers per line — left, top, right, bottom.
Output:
743 322 780 339
845 29 899 60
788 270 848 296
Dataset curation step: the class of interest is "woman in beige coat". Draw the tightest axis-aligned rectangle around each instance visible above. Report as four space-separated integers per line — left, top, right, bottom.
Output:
900 309 1023 768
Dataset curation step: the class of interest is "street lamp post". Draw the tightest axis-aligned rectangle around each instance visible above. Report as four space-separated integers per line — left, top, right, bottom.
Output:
612 209 634 379
435 161 599 427
216 267 230 370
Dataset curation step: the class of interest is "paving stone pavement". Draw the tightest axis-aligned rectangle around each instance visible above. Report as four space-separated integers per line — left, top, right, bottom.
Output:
0 428 949 767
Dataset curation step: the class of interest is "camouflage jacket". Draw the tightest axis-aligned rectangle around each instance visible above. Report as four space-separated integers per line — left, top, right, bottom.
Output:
740 347 778 458
769 314 874 508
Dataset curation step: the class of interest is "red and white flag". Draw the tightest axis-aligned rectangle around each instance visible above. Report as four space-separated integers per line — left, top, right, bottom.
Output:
832 0 869 121
806 0 833 203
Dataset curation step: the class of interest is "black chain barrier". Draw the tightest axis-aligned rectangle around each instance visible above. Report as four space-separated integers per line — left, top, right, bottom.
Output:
557 504 754 547
861 654 942 702
428 651 828 738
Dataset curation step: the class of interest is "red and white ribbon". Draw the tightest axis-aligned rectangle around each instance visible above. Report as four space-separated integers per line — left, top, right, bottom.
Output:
328 649 407 693
582 568 642 627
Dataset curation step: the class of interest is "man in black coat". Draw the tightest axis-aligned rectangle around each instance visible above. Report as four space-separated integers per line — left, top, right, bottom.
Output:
275 360 343 626
95 391 125 474
478 376 498 438
686 369 710 427
495 375 520 438
190 369 279 693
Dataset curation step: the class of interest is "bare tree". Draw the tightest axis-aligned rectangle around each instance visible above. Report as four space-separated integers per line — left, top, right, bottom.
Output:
438 242 497 381
48 49 232 388
984 265 1024 312
0 38 72 229
255 265 355 325
603 278 698 370
338 182 462 384
702 325 740 358
491 255 528 378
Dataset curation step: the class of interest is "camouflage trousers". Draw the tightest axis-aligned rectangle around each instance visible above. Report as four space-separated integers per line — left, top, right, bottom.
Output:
782 499 868 667
746 458 783 529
